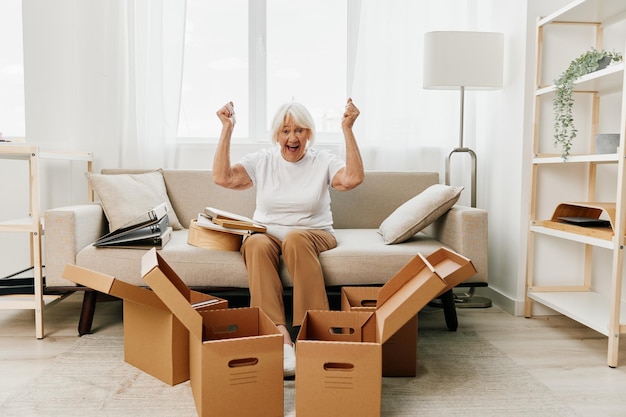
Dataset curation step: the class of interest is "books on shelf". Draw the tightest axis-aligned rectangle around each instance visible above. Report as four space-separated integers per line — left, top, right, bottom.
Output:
94 202 172 249
197 207 266 236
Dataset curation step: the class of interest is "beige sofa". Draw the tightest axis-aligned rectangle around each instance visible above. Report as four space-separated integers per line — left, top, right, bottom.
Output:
44 170 488 334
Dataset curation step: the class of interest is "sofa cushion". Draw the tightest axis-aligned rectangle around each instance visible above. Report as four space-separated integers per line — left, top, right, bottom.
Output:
378 184 463 244
75 228 449 290
280 229 450 287
76 230 249 288
86 170 183 231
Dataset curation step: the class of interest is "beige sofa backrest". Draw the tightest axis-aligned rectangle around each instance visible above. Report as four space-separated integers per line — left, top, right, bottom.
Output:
101 169 439 230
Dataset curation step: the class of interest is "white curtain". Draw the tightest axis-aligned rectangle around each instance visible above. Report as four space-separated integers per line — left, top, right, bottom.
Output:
351 0 481 177
118 0 186 168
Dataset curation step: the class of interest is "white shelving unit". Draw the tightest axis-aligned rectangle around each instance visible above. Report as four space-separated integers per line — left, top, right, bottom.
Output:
0 143 92 339
525 0 626 367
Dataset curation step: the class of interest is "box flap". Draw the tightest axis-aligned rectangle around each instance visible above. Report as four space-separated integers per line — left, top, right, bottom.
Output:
141 248 203 339
141 248 192 300
426 248 477 293
63 264 115 293
62 263 167 311
375 253 446 344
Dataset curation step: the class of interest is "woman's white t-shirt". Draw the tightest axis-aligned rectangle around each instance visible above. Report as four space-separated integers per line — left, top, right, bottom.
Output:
237 147 345 240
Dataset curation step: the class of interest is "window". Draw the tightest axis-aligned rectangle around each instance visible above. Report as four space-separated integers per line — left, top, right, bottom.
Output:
0 0 26 138
178 0 348 143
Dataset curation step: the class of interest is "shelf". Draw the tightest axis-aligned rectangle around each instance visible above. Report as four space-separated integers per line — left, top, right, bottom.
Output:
0 293 65 310
0 144 92 339
538 0 626 27
536 62 624 96
0 144 38 160
533 153 619 164
39 150 93 162
530 223 615 248
0 217 39 232
528 291 626 336
528 0 626 368
531 201 620 246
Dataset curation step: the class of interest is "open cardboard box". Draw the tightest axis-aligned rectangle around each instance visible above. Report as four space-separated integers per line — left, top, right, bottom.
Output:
296 250 472 417
141 248 283 417
62 259 226 386
341 286 417 377
340 247 477 378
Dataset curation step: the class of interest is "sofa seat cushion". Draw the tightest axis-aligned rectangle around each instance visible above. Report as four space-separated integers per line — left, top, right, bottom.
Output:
76 230 250 288
294 229 450 287
76 228 448 291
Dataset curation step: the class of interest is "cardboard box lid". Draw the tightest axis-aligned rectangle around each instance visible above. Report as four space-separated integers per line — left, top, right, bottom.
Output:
63 263 167 311
141 248 205 340
373 253 446 344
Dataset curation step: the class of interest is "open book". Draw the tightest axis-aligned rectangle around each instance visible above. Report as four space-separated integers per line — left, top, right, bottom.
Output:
197 207 266 235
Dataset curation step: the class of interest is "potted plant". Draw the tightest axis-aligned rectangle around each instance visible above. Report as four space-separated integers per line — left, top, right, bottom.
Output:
553 48 623 160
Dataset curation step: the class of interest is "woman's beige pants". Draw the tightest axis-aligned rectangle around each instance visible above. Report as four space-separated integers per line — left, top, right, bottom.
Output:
241 229 337 327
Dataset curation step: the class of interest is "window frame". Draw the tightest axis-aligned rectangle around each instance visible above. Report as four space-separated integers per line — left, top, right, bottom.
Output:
177 0 358 145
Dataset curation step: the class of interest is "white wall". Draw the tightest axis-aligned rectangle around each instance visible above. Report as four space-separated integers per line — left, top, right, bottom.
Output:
472 0 573 314
1 1 573 316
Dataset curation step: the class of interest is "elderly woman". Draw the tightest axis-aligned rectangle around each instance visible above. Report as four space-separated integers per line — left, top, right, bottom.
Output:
213 98 364 377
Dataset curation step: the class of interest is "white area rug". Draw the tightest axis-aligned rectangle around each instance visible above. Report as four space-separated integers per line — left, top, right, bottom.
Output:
1 330 576 416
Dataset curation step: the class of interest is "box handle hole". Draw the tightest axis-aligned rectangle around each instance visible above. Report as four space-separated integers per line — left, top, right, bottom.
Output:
329 326 355 335
324 362 355 371
360 299 377 307
212 324 238 334
229 357 259 368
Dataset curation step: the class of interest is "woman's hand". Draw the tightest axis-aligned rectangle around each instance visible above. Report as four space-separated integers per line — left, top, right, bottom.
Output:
341 98 360 129
217 101 236 128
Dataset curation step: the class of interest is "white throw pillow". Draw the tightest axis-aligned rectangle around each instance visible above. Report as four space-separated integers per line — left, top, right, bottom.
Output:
378 184 463 244
86 170 183 232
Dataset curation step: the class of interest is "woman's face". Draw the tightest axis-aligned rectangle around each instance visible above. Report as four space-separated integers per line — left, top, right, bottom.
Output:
277 115 310 162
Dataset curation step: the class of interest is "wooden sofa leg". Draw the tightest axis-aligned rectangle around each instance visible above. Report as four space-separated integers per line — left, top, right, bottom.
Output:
440 289 458 332
78 290 98 336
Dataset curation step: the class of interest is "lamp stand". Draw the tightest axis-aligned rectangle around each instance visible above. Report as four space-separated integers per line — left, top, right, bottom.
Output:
445 86 477 208
444 86 491 309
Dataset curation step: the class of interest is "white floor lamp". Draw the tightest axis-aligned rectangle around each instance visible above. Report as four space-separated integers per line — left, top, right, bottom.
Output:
423 30 504 308
423 31 504 208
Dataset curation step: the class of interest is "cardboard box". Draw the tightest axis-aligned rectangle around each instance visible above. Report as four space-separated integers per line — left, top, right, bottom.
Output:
141 248 283 417
63 259 226 386
296 251 464 417
339 248 477 378
341 286 418 377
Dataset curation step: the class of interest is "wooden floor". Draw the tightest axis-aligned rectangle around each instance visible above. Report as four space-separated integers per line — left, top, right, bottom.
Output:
2 292 626 416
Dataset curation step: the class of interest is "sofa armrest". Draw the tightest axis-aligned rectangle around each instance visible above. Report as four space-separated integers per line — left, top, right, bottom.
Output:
424 205 488 284
44 203 107 287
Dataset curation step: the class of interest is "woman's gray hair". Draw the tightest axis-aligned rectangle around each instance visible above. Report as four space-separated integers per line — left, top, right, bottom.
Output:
269 102 316 146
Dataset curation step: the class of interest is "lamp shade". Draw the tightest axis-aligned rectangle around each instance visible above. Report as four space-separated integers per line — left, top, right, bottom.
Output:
423 31 504 90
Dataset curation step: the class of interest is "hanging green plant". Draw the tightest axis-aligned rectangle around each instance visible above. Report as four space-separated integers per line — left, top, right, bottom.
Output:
553 48 623 160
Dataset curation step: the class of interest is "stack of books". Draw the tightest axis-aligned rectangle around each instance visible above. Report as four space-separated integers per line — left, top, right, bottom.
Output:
94 202 173 249
196 207 266 236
